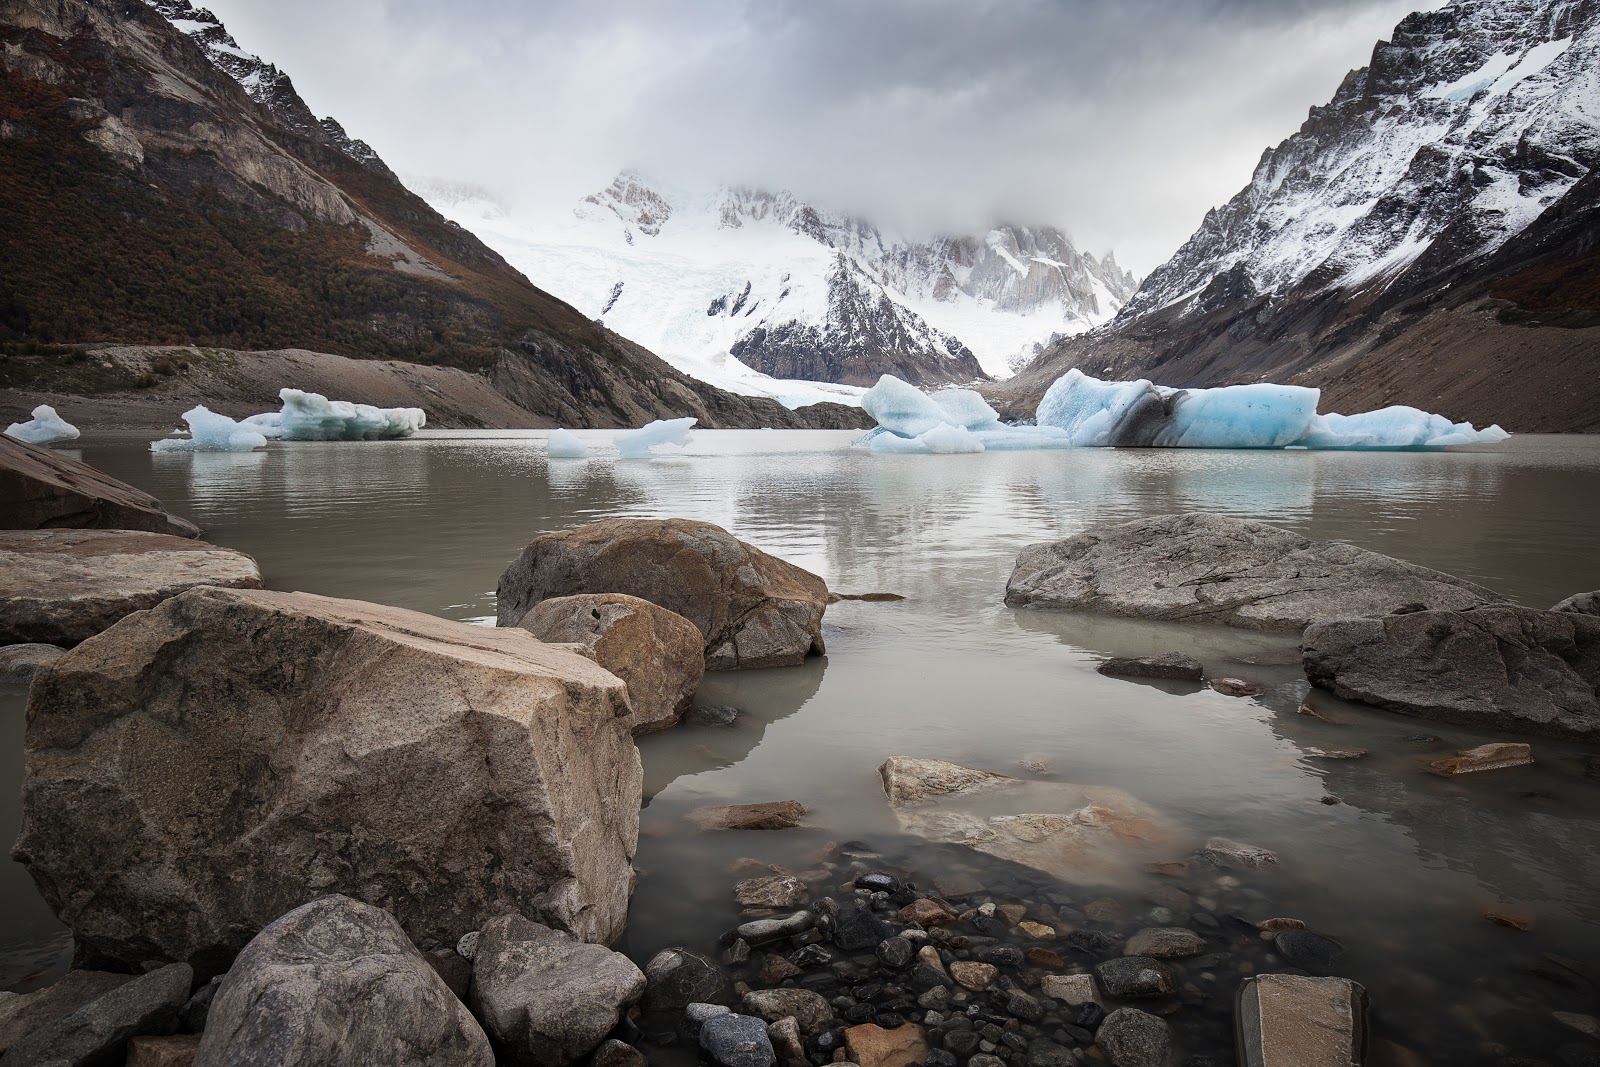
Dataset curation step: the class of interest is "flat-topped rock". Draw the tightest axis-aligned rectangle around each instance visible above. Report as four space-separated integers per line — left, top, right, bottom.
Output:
1005 513 1504 632
497 518 828 670
1096 653 1205 681
0 432 198 536
1236 974 1368 1067
1304 604 1600 741
14 587 641 976
517 593 704 734
0 530 263 645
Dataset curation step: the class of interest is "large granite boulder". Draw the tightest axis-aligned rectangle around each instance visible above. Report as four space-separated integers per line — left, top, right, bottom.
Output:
468 913 645 1067
496 519 828 670
0 962 191 1067
1303 604 1600 741
517 593 704 733
13 587 642 977
0 433 198 536
1553 590 1600 616
195 896 492 1066
1005 513 1503 632
0 530 263 645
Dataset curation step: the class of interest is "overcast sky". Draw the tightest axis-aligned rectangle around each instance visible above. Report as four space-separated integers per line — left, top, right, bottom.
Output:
202 0 1444 274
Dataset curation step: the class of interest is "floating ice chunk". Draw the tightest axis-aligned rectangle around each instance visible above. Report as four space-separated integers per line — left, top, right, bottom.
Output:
546 428 590 458
1038 369 1320 448
972 425 1075 450
1295 407 1509 449
868 422 985 454
929 388 1003 431
150 406 268 452
861 375 952 438
614 416 696 458
245 388 425 441
4 405 80 446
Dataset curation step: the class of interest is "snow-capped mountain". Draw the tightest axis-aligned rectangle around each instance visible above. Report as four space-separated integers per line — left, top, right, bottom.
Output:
1126 0 1599 319
998 0 1600 434
420 174 1138 393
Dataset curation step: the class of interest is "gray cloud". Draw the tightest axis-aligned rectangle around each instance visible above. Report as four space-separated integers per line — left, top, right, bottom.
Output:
202 0 1444 273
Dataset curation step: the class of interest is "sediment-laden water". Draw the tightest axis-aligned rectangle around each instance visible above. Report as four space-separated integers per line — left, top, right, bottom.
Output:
4 430 1598 1062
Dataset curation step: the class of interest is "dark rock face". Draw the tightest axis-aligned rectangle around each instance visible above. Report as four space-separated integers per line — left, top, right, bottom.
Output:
468 913 645 1067
194 896 492 1066
1303 604 1600 741
1006 513 1504 632
0 434 199 537
497 518 829 670
2 963 191 1067
1096 653 1205 682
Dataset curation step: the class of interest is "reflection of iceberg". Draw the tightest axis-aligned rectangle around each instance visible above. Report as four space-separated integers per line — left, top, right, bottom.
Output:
243 388 424 441
615 417 696 458
858 372 1508 453
5 405 79 446
150 406 267 453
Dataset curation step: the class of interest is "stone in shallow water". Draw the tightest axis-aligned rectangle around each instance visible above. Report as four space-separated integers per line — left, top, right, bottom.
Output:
1195 837 1279 869
741 989 832 1038
1426 742 1534 776
1236 974 1368 1067
700 1014 776 1067
1096 653 1205 681
1094 957 1174 999
733 911 814 946
734 875 810 908
1096 1007 1171 1067
689 801 807 831
1124 927 1207 959
642 948 734 1014
949 961 998 991
1040 973 1101 1008
686 703 741 726
1273 930 1345 973
1209 677 1265 697
844 1022 929 1067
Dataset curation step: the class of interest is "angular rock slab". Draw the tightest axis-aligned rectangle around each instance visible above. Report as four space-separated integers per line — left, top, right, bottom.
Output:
878 757 1172 884
0 644 65 686
1236 974 1368 1067
1552 590 1600 616
0 530 263 645
14 587 641 977
0 433 199 537
496 518 829 670
195 896 492 1066
1304 605 1600 741
518 592 705 733
0 970 134 1054
0 962 191 1067
1006 513 1503 632
469 914 645 1067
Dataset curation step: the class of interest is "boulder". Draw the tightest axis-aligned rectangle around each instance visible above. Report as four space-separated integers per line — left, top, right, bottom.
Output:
516 593 704 734
700 1014 776 1067
1096 1007 1170 1067
496 518 829 670
0 433 199 537
0 970 133 1053
641 948 735 1015
0 644 65 685
1236 974 1368 1067
468 913 645 1067
13 587 641 976
1096 653 1204 681
688 800 807 831
0 962 191 1067
1552 591 1600 616
0 530 263 645
194 896 492 1066
1005 513 1503 632
878 757 1171 883
1303 605 1600 741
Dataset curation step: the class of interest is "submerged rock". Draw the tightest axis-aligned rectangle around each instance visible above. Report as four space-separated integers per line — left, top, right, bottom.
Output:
496 518 829 670
1097 1007 1171 1067
1426 742 1534 776
641 948 735 1014
469 913 645 1067
1097 653 1205 681
1236 974 1368 1067
1303 604 1600 741
1094 957 1174 999
14 587 641 975
1124 927 1207 958
0 432 199 536
1209 677 1265 697
1195 837 1279 869
0 530 262 645
517 592 705 734
195 896 491 1066
843 1022 929 1067
1005 513 1503 631
688 801 807 831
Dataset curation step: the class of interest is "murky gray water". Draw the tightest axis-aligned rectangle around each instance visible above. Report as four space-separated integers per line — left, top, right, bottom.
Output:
5 431 1599 1061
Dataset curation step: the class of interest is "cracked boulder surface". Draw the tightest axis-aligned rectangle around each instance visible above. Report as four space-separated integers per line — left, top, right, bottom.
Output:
1304 604 1600 741
497 518 828 670
1004 513 1505 632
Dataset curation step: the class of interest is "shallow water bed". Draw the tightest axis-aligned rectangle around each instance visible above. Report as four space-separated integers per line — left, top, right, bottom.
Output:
3 430 1598 1062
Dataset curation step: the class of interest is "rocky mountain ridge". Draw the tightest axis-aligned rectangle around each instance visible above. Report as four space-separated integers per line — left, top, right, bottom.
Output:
995 0 1600 432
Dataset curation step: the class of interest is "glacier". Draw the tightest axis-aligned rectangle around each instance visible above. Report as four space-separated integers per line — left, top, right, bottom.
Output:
4 405 80 446
546 428 591 458
859 371 1508 453
615 417 696 458
242 388 425 441
150 406 269 453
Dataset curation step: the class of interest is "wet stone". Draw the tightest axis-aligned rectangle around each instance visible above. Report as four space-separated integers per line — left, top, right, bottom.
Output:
735 911 815 946
1273 930 1344 973
876 937 914 970
833 904 892 951
700 1013 777 1067
1066 931 1122 957
685 703 741 726
1125 928 1207 959
1097 1007 1171 1067
976 945 1026 969
854 873 902 894
1209 677 1265 697
1095 957 1175 999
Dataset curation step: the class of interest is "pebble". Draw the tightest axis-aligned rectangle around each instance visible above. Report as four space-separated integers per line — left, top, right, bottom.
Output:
1017 921 1056 940
455 930 479 960
950 961 998 991
876 936 913 969
1095 957 1176 999
1040 973 1102 1007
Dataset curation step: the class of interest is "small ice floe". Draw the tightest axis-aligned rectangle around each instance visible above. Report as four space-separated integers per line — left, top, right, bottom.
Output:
4 405 80 446
150 406 269 453
242 388 425 440
614 417 696 458
546 428 591 459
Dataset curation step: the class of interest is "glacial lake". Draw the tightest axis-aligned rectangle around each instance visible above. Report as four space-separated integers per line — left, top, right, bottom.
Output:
5 429 1600 1063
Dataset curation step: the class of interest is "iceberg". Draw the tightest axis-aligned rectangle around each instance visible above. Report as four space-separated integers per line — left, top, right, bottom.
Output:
614 416 696 458
1295 407 1509 449
150 406 268 453
868 422 986 454
930 388 1004 431
242 388 425 441
546 428 591 458
4 404 80 446
859 375 1074 453
861 374 957 438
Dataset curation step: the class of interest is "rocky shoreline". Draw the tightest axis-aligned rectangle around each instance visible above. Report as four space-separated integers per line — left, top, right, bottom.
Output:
2 439 1598 1065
